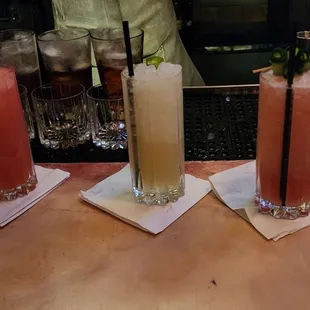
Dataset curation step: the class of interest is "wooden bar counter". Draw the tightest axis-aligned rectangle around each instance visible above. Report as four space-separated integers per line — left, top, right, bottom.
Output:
1 161 310 310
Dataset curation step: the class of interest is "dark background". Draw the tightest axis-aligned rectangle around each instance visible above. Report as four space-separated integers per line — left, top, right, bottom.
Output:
177 0 289 85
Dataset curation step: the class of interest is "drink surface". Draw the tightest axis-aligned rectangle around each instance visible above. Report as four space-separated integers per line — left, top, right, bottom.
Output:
122 63 184 205
257 70 310 207
0 67 36 191
48 66 92 91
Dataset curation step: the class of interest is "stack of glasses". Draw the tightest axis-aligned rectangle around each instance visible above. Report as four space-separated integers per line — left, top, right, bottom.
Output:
0 27 144 150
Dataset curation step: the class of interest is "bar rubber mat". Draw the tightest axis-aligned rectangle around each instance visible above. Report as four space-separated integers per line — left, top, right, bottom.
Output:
32 87 258 162
184 88 258 161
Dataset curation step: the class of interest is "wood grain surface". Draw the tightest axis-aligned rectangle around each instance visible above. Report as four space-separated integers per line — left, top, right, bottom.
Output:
1 161 310 310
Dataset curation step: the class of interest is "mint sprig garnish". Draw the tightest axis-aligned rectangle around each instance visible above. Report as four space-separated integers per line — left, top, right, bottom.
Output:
270 47 310 78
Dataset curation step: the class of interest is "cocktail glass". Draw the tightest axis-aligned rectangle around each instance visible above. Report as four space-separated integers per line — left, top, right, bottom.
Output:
256 31 310 219
38 29 92 90
121 63 184 206
87 84 127 150
91 27 143 97
32 83 91 149
0 29 41 96
0 66 37 201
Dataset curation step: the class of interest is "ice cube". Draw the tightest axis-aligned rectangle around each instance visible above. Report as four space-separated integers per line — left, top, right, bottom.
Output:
134 63 148 73
158 62 182 76
70 48 91 71
124 63 181 80
41 46 61 57
94 42 110 59
16 42 35 55
105 51 127 60
134 63 157 73
145 65 157 74
71 60 90 71
49 62 68 72
42 55 68 72
100 52 127 69
133 63 155 80
132 63 182 80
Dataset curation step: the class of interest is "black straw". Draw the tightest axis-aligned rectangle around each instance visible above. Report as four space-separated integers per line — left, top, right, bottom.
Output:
122 21 134 77
122 21 139 188
280 24 297 206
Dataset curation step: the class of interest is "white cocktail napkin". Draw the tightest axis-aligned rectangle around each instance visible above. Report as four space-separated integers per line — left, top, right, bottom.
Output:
0 165 70 227
209 161 310 241
80 165 212 234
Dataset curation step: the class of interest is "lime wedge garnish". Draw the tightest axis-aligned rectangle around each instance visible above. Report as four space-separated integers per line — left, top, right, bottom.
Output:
146 56 164 69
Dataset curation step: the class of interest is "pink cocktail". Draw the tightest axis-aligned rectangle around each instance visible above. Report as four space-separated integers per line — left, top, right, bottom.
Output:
256 69 310 218
0 67 37 201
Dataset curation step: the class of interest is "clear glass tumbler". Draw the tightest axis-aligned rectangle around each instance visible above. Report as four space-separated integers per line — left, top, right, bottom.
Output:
38 28 92 89
19 84 35 140
0 29 41 95
121 63 185 206
91 28 144 97
0 66 37 201
256 31 310 219
87 84 127 150
32 84 91 149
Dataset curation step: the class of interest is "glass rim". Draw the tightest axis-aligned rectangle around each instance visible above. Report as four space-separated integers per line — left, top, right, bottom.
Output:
31 83 86 102
297 31 310 40
37 28 90 42
0 29 35 42
90 27 144 41
86 84 123 101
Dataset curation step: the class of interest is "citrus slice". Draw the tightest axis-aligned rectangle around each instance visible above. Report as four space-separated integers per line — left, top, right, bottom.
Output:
146 56 164 69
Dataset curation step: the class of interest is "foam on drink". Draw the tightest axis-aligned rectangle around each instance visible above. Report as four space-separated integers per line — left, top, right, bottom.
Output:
293 70 310 88
262 69 310 88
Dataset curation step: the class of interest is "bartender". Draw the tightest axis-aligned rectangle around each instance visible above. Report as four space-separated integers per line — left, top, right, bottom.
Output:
51 0 205 86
